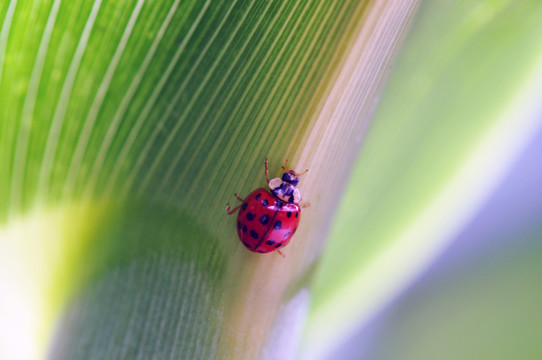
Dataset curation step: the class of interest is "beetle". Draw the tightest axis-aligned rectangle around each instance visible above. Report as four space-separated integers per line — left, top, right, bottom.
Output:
226 158 308 255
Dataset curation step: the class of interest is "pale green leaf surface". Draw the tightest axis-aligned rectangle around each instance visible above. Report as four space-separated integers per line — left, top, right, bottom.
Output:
343 199 542 359
0 0 417 358
303 1 542 358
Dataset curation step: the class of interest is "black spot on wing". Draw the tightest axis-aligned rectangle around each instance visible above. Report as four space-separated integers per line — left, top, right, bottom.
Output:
250 230 259 239
241 203 248 211
260 214 269 225
293 227 297 234
275 243 282 248
255 193 261 200
238 221 242 229
295 212 298 218
266 240 276 245
273 221 282 230
283 231 291 238
287 211 292 218
242 225 247 233
262 199 268 206
246 212 255 221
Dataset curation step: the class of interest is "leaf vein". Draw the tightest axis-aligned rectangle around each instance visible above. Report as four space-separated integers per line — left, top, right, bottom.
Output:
62 0 146 200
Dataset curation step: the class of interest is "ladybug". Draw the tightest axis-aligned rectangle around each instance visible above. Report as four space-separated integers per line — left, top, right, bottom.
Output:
226 158 308 255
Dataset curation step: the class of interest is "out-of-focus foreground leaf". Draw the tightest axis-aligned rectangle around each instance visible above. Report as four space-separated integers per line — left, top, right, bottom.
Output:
303 1 542 358
0 0 418 359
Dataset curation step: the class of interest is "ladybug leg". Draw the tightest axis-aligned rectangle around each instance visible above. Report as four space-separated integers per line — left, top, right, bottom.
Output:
226 193 245 215
225 203 242 215
300 202 311 209
276 249 285 258
265 157 270 183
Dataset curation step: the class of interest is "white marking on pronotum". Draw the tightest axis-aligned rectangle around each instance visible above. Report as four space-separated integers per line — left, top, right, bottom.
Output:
268 178 282 190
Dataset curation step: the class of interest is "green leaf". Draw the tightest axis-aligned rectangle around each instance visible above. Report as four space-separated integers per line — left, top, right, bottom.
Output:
0 0 417 358
303 0 542 358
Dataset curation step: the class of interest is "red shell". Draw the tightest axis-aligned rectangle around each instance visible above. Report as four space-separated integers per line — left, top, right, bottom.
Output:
237 188 300 253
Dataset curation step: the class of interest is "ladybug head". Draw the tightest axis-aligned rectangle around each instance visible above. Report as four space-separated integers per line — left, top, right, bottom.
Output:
282 170 300 186
269 163 308 204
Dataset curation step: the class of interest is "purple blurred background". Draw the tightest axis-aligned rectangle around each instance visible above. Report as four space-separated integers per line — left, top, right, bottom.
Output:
330 124 542 359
